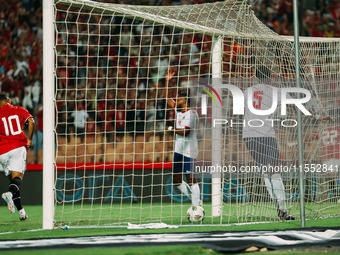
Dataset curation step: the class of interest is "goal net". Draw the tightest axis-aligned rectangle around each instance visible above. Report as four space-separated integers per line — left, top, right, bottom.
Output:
220 36 340 223
51 0 340 227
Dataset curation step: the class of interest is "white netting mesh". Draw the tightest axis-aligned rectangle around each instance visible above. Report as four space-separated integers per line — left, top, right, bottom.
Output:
53 0 340 227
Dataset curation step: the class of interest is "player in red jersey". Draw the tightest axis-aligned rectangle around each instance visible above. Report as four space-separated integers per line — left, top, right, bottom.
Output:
0 94 34 220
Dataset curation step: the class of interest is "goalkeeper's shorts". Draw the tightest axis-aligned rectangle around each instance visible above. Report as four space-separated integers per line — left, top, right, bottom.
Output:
243 137 280 166
173 152 195 174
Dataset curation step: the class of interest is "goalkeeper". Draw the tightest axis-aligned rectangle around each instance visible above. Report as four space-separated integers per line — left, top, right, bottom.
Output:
243 66 332 220
165 70 201 206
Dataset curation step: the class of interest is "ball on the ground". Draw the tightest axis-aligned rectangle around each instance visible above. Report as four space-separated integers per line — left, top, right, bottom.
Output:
187 206 205 223
62 225 70 230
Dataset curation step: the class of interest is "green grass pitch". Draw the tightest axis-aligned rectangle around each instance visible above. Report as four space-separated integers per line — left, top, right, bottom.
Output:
0 204 339 255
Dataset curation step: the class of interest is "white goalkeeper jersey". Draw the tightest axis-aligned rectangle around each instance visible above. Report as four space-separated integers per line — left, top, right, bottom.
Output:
242 84 291 138
174 109 199 158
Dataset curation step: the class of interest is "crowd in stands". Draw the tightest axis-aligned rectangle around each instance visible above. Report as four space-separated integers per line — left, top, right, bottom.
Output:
252 0 340 37
0 0 339 162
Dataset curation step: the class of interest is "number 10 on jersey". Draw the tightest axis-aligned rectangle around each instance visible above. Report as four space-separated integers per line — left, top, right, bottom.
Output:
2 115 21 136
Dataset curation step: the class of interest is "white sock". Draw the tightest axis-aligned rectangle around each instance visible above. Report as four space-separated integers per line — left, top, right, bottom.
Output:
177 181 191 199
191 183 200 206
264 175 274 200
271 174 287 211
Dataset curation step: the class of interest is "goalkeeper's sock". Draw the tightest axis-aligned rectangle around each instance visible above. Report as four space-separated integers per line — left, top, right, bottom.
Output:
8 177 23 211
177 181 191 199
191 183 200 206
271 174 287 211
264 175 274 200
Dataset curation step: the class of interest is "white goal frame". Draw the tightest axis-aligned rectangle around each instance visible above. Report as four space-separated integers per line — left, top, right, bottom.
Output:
43 0 55 230
43 0 340 229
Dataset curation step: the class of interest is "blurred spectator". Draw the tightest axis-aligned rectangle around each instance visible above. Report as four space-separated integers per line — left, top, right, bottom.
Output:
86 116 97 137
71 102 88 143
104 103 116 143
156 98 167 131
31 80 40 110
0 0 338 160
135 94 146 137
22 83 33 114
9 90 20 106
146 100 156 131
126 88 137 136
251 0 340 37
114 100 126 142
33 102 43 157
14 55 29 78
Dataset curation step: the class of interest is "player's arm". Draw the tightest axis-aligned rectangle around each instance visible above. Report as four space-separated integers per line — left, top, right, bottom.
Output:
165 69 176 108
306 100 334 123
283 89 334 123
317 115 334 123
168 125 191 136
26 117 35 149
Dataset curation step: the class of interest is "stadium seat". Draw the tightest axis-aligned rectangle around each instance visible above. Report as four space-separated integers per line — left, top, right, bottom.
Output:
144 143 154 153
38 150 43 164
148 135 161 142
123 135 134 143
115 143 126 153
135 135 146 143
134 153 144 162
27 150 35 164
57 136 67 145
124 153 134 162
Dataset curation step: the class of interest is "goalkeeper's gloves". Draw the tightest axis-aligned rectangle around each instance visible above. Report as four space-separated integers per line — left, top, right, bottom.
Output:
317 115 334 123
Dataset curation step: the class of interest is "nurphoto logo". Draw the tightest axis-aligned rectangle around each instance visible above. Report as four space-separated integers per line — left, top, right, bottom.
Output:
199 81 312 128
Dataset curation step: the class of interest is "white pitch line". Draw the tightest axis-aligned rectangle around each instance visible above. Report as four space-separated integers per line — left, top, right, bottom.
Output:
0 229 44 236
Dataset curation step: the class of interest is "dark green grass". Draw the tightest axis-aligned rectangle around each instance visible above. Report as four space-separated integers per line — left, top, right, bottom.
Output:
0 204 339 240
0 246 219 255
0 204 340 255
52 201 340 227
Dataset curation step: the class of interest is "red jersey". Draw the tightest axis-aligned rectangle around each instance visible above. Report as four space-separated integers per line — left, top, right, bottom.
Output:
114 109 125 128
0 103 32 155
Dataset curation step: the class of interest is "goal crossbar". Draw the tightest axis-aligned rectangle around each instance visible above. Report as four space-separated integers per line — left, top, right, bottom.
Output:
56 0 281 39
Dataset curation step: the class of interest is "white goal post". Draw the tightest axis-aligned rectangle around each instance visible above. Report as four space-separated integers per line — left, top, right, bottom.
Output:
43 0 55 230
43 0 340 229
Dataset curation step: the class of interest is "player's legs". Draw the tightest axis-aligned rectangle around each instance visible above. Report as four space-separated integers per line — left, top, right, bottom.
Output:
263 174 274 200
9 171 24 211
244 137 294 220
244 137 276 201
244 137 267 166
75 126 85 143
264 138 294 220
3 172 25 215
183 157 200 207
173 152 201 206
1 147 28 220
263 138 291 216
173 152 190 198
1 189 15 213
187 178 200 206
0 156 15 213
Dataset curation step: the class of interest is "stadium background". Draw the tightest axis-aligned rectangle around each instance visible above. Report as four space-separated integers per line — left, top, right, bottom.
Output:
0 1 339 254
0 0 339 205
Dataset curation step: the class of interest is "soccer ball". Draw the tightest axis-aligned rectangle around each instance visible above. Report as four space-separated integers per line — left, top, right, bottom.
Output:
187 206 205 223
